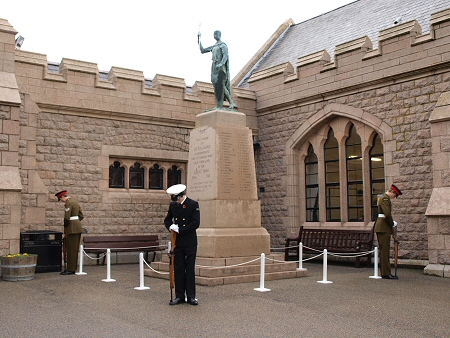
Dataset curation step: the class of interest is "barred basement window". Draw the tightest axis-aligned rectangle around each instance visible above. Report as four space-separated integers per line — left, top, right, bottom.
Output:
130 162 144 189
346 125 363 221
324 129 340 222
109 161 125 188
305 144 319 222
150 164 164 190
167 165 182 187
370 134 385 221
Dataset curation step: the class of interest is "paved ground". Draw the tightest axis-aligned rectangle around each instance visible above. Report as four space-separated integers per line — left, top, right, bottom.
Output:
1 262 449 338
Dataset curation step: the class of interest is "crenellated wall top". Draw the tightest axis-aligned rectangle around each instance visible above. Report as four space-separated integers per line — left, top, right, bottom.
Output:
248 8 450 112
11 45 258 130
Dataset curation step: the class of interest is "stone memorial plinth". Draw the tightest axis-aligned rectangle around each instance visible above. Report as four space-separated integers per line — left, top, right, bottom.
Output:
187 109 270 258
147 109 307 285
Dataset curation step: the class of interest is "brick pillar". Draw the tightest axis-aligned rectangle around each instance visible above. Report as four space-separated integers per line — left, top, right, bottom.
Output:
425 92 450 278
0 18 23 256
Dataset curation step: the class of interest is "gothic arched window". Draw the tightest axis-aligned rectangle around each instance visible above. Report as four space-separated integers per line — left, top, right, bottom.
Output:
346 125 363 221
324 129 340 222
130 162 144 189
150 164 164 190
109 161 125 188
305 144 319 222
167 165 182 187
370 134 385 221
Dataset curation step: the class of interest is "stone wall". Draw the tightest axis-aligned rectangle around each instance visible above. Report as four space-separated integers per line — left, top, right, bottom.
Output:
0 17 257 255
0 18 24 256
37 111 190 238
248 9 450 268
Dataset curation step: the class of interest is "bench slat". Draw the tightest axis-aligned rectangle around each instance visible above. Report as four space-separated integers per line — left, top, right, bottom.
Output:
82 235 162 265
83 235 158 243
285 225 374 267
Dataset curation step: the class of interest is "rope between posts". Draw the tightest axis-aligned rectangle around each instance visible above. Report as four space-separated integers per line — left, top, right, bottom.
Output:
274 244 376 255
82 249 107 260
83 244 167 251
143 258 169 275
139 254 262 276
327 249 375 258
266 252 324 263
195 257 261 268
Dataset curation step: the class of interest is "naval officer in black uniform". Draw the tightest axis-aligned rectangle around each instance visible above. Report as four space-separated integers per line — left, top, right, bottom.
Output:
164 184 200 305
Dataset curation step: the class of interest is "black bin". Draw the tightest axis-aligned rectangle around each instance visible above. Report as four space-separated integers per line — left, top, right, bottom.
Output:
20 230 63 273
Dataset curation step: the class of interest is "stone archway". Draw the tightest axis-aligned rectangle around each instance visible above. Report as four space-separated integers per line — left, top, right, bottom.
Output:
284 103 395 235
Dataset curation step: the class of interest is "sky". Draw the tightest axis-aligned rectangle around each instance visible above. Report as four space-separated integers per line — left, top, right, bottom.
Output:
2 0 355 86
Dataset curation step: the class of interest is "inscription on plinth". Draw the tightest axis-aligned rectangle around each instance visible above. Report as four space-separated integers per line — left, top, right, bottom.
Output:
187 109 271 258
188 125 257 201
189 127 216 200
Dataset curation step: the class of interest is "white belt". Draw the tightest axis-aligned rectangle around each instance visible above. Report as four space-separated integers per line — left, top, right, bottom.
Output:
70 216 79 220
378 214 385 218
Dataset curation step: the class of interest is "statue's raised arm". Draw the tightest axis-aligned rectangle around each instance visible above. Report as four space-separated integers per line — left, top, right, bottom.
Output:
197 30 235 110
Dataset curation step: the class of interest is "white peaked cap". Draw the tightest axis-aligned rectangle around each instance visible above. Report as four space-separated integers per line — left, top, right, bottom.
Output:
166 184 186 195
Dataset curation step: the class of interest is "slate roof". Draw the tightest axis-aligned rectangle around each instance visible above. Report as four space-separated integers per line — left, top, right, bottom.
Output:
237 0 450 88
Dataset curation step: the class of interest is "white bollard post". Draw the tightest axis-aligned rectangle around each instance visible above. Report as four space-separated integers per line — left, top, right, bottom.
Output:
254 253 271 292
76 244 87 275
370 247 382 279
134 252 150 290
318 249 333 284
102 249 116 282
296 242 307 271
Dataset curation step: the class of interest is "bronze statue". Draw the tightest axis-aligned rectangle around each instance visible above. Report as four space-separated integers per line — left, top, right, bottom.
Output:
198 30 235 110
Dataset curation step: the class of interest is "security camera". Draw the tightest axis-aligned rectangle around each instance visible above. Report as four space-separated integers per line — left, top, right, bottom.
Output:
394 17 402 25
15 35 24 49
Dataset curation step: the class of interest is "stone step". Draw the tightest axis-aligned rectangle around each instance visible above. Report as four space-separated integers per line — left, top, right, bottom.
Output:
145 266 307 286
145 253 307 286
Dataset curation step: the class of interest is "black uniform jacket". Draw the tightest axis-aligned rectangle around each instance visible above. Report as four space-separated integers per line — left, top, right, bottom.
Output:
164 197 200 248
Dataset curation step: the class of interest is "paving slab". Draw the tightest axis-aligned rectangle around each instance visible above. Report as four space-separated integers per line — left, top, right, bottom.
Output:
1 262 449 338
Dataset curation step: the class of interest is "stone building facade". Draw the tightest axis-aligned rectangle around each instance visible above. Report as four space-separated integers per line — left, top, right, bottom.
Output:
1 1 450 277
234 6 450 277
0 19 257 259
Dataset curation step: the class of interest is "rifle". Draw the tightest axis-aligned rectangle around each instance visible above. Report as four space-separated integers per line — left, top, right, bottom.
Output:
393 235 399 277
62 236 67 272
168 230 177 302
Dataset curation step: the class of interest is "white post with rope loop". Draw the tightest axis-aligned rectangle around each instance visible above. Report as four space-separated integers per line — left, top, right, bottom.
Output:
296 242 307 271
134 252 150 290
254 253 271 292
317 249 333 284
102 248 116 282
369 246 382 279
75 244 87 275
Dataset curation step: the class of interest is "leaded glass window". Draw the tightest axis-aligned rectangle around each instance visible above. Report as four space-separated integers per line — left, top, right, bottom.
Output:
130 162 144 189
346 125 363 221
324 129 340 221
305 145 319 222
370 134 385 221
109 161 125 188
150 164 164 190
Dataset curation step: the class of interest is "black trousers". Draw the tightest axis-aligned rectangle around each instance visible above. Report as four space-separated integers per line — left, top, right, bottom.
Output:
174 245 197 299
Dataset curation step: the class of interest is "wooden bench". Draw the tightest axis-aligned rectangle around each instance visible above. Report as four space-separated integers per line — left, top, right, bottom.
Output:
285 226 374 267
83 235 163 265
